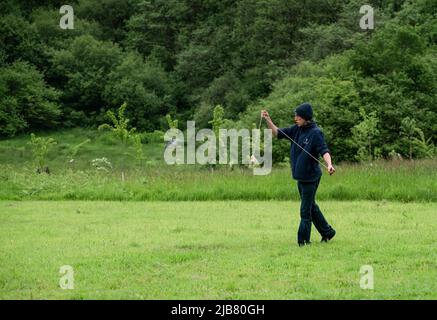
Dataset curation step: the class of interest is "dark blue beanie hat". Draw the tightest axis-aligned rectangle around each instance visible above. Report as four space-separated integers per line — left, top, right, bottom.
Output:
295 102 313 121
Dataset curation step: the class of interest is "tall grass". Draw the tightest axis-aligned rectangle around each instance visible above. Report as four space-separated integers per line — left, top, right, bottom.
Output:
1 128 436 202
0 160 436 202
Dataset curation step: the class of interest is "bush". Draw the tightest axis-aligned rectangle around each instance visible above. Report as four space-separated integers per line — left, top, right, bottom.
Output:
0 14 45 67
0 61 60 137
98 102 136 145
103 52 175 131
50 35 124 118
140 131 165 144
28 133 57 173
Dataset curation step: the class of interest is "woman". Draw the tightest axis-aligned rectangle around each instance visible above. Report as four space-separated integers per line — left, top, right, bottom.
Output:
261 103 336 246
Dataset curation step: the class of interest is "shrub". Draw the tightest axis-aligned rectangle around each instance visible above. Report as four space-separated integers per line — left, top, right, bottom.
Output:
140 130 165 144
103 52 175 131
98 102 136 145
50 35 123 118
28 133 57 173
0 62 60 137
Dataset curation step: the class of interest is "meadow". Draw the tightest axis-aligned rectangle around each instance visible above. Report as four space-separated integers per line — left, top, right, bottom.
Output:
1 0 436 302
0 129 436 300
0 200 436 299
0 128 436 202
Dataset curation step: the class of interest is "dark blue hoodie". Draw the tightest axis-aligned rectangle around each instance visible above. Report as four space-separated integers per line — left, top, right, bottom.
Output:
277 122 329 182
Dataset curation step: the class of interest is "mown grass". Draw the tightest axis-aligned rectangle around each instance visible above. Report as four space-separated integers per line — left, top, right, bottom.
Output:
0 128 436 202
0 200 435 299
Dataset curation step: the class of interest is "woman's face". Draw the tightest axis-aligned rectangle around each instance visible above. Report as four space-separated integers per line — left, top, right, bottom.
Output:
294 115 307 127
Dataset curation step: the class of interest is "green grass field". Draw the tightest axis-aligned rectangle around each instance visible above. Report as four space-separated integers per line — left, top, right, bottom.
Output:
1 200 436 299
1 129 436 300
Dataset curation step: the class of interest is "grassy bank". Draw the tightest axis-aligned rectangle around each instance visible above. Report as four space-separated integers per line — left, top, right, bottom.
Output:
1 129 436 202
1 161 436 202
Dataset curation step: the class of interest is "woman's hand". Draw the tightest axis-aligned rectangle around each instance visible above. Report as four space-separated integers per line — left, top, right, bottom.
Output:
327 164 336 175
260 110 278 137
261 110 271 121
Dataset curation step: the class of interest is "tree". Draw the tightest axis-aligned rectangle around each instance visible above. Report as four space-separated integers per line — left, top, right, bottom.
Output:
103 52 174 131
400 117 417 160
297 24 353 62
98 102 136 145
165 114 179 129
352 108 380 161
200 72 251 120
208 105 226 137
28 133 57 173
412 128 436 159
98 102 137 180
75 0 138 43
350 24 426 77
0 14 45 67
0 61 60 137
50 35 124 121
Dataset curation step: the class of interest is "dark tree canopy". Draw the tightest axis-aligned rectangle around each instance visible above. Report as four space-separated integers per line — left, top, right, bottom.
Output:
0 0 435 161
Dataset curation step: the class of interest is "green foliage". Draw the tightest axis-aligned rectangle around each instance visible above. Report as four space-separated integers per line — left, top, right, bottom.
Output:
198 72 251 121
400 117 418 159
271 139 290 164
75 0 138 42
237 0 437 162
50 35 124 121
1 128 437 202
207 105 237 167
67 138 91 161
31 8 104 49
103 52 175 131
412 128 436 159
394 0 437 44
0 14 45 67
208 105 225 136
140 130 165 144
129 133 146 165
352 108 380 162
0 61 60 137
28 133 57 172
350 24 426 77
239 56 361 162
0 0 435 162
209 105 226 166
1 155 437 202
165 114 178 130
98 102 136 144
297 24 353 61
124 0 191 69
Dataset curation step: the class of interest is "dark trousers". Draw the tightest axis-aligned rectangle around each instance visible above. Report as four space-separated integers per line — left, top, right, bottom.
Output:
297 178 335 243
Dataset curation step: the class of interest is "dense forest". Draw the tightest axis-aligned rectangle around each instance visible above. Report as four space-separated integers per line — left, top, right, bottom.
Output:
0 0 436 162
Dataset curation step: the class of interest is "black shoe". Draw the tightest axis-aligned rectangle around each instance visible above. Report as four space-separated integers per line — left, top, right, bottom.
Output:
321 230 336 243
298 241 311 247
